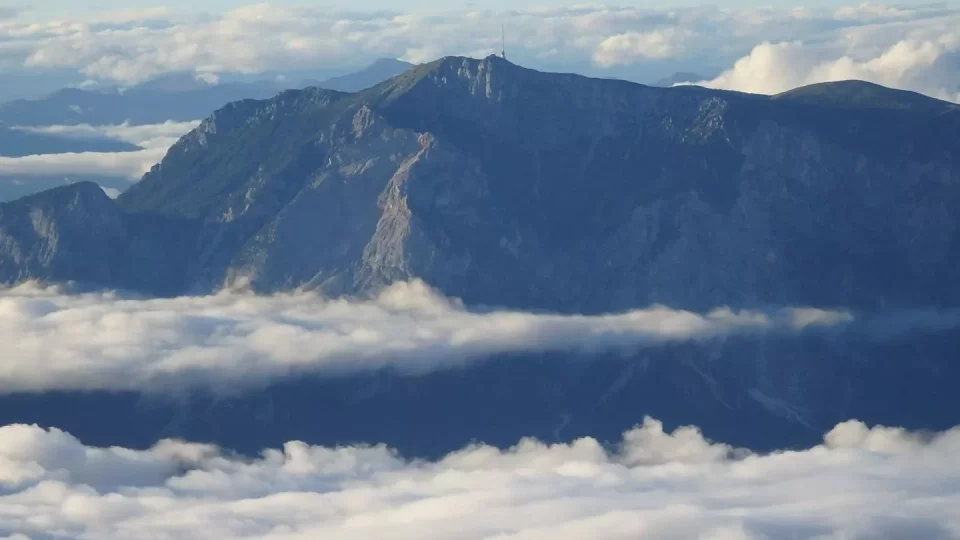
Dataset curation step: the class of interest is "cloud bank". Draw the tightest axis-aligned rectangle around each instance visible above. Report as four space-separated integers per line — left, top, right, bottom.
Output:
12 120 200 151
0 120 198 181
3 279 960 395
0 148 165 180
0 280 856 394
695 32 960 101
0 417 958 539
2 3 960 101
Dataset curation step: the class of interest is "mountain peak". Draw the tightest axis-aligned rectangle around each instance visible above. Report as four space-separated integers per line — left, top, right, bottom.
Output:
9 181 112 208
374 54 524 104
774 79 959 113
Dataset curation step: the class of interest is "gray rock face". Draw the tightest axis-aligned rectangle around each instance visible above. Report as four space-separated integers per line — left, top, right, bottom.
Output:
0 182 197 295
0 183 127 285
3 56 960 313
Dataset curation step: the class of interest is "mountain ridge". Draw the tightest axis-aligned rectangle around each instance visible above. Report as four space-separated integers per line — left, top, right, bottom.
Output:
2 55 960 312
0 58 415 127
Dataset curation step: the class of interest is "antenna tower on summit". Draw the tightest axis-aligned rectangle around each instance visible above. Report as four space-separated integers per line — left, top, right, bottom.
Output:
501 23 507 60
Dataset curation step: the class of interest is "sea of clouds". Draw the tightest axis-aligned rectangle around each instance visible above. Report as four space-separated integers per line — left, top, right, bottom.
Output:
4 282 960 538
3 5 960 537
0 416 958 539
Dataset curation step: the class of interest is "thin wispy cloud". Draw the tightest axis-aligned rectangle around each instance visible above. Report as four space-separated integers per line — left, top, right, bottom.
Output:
0 417 958 539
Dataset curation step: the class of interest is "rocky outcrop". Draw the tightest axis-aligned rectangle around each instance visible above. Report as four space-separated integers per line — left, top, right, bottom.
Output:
0 182 127 285
3 57 960 458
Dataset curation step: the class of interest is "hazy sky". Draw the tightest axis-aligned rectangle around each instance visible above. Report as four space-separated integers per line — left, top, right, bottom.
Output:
20 0 958 18
2 0 959 103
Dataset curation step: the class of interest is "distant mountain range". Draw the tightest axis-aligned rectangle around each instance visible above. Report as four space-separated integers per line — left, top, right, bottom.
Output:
651 71 708 87
0 58 414 127
1 56 959 457
301 58 415 92
0 124 139 157
0 59 414 202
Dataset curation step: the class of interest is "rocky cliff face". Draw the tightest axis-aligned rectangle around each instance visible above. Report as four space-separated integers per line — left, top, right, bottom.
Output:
3 56 960 311
0 182 198 294
0 183 127 286
109 56 960 312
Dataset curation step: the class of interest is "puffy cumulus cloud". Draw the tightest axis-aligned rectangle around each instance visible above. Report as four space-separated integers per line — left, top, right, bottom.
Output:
593 28 694 67
0 2 958 89
1 418 959 539
0 120 198 181
0 280 856 394
692 11 960 101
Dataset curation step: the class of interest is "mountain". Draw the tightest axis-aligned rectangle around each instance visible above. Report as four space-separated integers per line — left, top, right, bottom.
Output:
110 55 960 311
0 174 133 204
0 182 196 294
0 124 143 202
4 56 960 309
0 60 415 127
0 59 413 204
652 71 707 87
307 58 414 92
2 56 960 456
773 79 959 113
0 69 81 103
0 83 287 126
124 72 223 93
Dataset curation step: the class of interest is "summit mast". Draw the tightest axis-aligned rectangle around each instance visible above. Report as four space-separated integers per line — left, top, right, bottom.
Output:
501 23 507 60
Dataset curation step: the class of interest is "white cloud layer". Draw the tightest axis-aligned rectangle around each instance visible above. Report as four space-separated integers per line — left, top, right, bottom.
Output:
0 280 857 394
2 280 959 395
2 3 960 101
0 148 165 180
12 120 201 151
0 120 198 181
0 417 958 539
